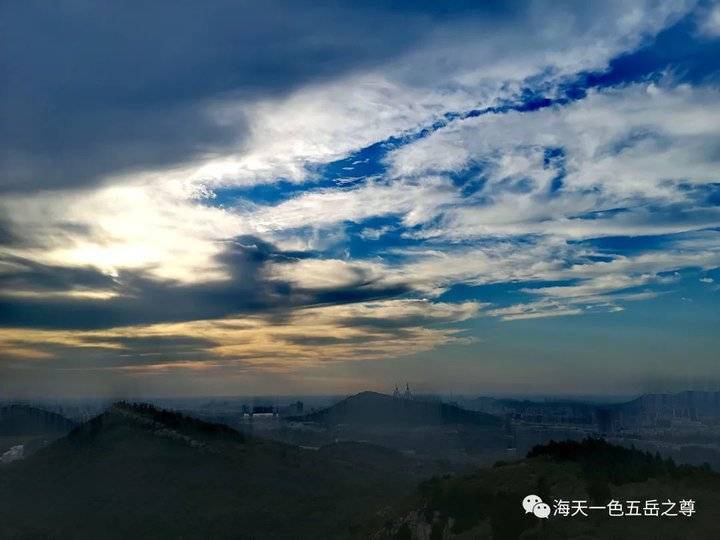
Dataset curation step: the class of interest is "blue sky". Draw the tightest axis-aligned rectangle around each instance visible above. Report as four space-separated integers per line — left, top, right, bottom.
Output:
0 1 719 398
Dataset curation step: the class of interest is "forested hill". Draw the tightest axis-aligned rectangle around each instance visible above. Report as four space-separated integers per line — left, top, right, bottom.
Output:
0 402 435 539
378 438 720 539
0 404 77 436
291 391 502 427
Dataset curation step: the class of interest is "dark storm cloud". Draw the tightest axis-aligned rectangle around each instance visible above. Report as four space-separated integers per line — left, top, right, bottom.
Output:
0 219 20 246
0 236 411 330
1 335 217 368
307 285 411 307
0 255 117 292
0 216 95 250
0 0 520 192
79 335 219 355
339 315 457 332
0 237 285 329
281 330 415 347
280 335 357 347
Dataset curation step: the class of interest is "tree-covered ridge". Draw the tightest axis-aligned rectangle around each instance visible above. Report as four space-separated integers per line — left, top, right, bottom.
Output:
527 437 718 486
292 391 502 427
0 402 434 539
378 438 720 540
0 404 76 436
70 401 243 442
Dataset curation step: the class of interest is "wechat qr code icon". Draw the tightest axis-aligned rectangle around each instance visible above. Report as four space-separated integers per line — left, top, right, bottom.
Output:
523 494 551 519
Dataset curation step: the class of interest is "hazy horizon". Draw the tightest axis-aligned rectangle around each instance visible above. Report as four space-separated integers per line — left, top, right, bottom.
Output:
2 383 716 403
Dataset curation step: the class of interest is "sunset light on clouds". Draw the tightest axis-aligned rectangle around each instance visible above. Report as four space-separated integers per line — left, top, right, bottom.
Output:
1 0 719 398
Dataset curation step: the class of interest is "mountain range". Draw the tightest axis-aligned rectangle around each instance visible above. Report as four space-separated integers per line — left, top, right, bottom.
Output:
0 402 434 539
2 400 720 538
290 391 502 427
0 404 78 457
378 438 720 539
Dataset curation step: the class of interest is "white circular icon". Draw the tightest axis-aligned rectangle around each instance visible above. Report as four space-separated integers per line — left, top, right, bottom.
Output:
522 494 543 514
533 502 551 519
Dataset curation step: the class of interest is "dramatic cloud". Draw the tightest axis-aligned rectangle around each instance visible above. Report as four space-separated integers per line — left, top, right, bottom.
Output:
1 0 719 396
0 299 480 382
1 0 493 192
383 83 720 241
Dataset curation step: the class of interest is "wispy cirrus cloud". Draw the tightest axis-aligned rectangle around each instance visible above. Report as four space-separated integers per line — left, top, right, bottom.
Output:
2 0 720 396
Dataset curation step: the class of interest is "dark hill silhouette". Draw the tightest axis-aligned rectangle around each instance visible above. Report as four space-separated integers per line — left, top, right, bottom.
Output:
610 390 720 420
0 404 76 436
291 391 502 427
466 390 720 427
378 437 720 539
0 402 435 539
0 404 77 456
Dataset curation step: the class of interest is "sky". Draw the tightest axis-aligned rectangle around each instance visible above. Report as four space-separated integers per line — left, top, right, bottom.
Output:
1 0 719 399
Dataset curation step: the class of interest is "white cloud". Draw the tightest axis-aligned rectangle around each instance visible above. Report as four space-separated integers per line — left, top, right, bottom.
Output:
360 225 394 241
0 181 247 282
384 83 720 241
698 3 720 36
521 274 656 299
487 301 584 321
87 0 691 192
269 258 398 291
0 0 710 331
248 176 459 232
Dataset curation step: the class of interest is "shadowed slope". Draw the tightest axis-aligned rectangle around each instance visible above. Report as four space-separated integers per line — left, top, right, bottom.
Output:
0 402 432 539
378 438 720 539
292 392 502 427
0 404 77 455
0 404 77 436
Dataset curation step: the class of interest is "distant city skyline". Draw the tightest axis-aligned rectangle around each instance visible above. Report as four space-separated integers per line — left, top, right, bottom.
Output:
1 1 719 398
